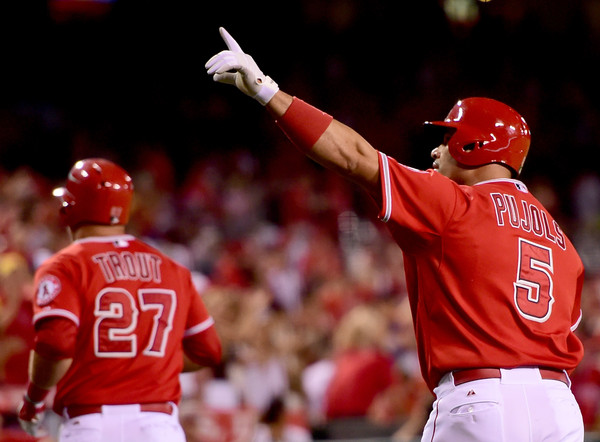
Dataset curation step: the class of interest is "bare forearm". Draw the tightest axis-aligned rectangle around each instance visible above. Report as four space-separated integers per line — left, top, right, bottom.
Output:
313 120 381 192
182 354 203 372
20 347 72 434
266 90 293 117
29 350 72 389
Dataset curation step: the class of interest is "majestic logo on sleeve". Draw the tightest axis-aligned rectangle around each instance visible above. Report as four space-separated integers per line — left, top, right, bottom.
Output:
36 274 62 306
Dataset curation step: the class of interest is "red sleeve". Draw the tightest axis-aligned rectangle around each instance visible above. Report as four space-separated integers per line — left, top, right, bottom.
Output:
34 317 77 360
377 153 461 253
182 274 222 367
33 256 81 326
182 325 222 367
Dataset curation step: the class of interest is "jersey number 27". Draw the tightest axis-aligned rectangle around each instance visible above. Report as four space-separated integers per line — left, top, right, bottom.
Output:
93 288 176 358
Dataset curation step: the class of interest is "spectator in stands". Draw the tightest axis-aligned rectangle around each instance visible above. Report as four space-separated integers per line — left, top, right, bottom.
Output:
323 304 399 438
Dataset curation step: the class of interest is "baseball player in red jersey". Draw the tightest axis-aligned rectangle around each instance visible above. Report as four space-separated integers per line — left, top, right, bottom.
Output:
17 158 222 441
206 28 585 441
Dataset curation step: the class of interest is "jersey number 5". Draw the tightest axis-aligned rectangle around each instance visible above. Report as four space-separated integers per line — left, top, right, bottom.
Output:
93 288 176 358
513 238 554 323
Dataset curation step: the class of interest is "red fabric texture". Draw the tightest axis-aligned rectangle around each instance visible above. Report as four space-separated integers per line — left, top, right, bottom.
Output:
34 317 77 360
183 325 222 367
275 97 333 152
325 349 395 419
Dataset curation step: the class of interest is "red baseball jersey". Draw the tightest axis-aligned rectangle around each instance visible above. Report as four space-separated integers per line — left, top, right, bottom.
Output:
32 234 217 413
377 153 584 392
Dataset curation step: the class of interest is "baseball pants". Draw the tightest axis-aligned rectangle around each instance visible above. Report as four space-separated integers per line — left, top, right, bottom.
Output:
421 367 584 442
59 403 186 442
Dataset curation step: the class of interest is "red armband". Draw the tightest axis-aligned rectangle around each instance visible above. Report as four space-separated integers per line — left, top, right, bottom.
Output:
25 381 50 403
275 97 333 152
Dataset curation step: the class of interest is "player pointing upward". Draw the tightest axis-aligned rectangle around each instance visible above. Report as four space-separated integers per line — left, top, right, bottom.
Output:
206 27 585 441
18 158 222 441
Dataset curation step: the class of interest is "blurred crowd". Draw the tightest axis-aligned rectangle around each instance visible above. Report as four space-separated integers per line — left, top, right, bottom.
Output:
1 145 600 441
3 0 600 440
0 147 434 441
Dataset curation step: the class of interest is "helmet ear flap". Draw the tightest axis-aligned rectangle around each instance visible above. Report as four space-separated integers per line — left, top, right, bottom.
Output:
461 142 477 152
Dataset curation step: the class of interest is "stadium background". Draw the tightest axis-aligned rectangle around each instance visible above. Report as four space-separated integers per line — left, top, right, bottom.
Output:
2 0 600 440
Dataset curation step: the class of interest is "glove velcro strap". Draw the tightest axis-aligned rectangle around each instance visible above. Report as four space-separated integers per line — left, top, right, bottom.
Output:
276 97 333 152
253 76 279 106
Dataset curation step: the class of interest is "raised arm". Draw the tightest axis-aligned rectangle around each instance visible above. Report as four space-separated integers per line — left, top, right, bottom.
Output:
205 27 381 198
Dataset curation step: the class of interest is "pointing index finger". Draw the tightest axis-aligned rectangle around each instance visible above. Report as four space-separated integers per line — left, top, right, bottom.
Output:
219 27 243 53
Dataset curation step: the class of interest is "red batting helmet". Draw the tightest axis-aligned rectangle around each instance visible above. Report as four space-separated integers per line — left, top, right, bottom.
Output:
53 158 134 230
425 97 531 176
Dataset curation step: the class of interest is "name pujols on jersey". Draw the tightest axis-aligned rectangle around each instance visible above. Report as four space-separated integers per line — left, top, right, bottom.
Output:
92 251 163 283
490 191 566 251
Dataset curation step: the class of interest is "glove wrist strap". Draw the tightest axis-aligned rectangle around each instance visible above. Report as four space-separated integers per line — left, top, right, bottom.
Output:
254 76 279 106
275 97 333 152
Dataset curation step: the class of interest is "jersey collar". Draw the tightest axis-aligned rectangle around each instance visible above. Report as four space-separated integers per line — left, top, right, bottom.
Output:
74 234 136 244
474 178 528 192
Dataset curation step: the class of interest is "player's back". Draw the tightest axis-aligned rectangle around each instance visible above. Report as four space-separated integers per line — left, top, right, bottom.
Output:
408 178 584 389
33 234 202 412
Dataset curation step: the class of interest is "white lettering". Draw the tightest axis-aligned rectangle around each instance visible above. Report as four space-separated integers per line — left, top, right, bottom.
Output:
490 193 567 251
92 252 163 283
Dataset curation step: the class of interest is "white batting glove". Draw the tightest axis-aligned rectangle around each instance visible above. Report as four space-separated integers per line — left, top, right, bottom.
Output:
205 27 279 106
17 397 48 437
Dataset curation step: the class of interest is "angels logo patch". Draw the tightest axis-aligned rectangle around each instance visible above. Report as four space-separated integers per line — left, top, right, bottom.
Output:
36 274 62 306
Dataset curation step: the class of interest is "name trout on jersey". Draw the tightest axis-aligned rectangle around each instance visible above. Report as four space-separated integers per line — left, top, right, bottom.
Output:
490 192 566 251
92 251 163 283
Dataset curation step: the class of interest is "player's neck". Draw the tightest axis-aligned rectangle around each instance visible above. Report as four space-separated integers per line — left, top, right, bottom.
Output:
70 224 127 241
460 163 512 186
